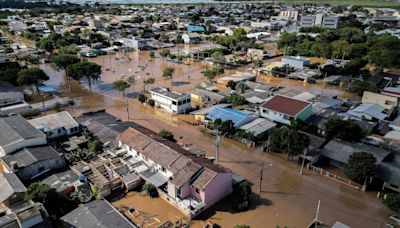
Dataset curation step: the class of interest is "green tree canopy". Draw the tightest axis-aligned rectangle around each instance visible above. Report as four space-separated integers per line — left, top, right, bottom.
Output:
159 129 174 141
52 54 81 71
17 67 49 93
384 193 400 213
113 79 130 97
324 118 366 142
66 61 101 93
344 152 377 184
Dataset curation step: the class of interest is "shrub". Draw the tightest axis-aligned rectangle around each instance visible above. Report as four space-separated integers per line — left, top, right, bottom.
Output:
142 183 158 198
232 180 252 211
138 93 146 103
384 193 400 212
146 99 155 107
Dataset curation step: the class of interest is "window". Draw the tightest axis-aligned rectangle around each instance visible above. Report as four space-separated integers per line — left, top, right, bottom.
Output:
178 101 182 105
162 167 166 172
263 109 268 114
283 115 289 120
195 188 199 193
172 101 177 105
38 166 44 173
58 129 62 134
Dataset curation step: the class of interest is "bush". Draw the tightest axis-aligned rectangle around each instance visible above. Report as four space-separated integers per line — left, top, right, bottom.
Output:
384 193 400 212
159 129 174 141
142 183 158 198
146 99 155 107
20 109 41 118
138 93 146 103
232 181 252 211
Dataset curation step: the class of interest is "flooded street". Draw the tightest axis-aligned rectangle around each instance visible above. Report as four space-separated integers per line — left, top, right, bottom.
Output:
41 48 374 227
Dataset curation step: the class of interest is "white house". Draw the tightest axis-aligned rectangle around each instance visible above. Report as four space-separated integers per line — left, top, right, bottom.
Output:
259 95 312 125
150 88 191 114
182 33 201 44
28 111 79 139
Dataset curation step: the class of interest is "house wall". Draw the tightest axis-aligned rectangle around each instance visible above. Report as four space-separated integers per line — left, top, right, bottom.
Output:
151 92 191 114
362 91 398 110
200 173 232 206
0 91 24 107
296 104 312 121
20 213 44 228
46 126 79 139
0 137 47 157
260 108 291 125
16 158 65 181
167 182 177 198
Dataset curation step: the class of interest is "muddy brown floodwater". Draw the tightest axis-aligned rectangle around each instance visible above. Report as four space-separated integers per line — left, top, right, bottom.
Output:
39 46 377 227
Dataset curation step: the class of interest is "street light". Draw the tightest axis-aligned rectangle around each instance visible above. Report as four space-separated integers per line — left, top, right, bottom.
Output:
259 161 273 193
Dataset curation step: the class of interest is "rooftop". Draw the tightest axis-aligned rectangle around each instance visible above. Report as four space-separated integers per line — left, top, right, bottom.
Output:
261 95 311 117
3 146 63 169
28 111 79 132
150 87 190 100
60 199 137 228
0 114 46 148
0 173 26 203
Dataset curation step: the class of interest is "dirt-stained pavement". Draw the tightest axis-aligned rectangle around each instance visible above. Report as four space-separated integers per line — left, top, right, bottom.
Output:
67 92 391 228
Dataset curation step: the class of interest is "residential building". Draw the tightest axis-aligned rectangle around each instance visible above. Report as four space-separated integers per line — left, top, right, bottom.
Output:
60 199 137 228
0 114 47 157
28 111 80 139
41 170 78 198
347 103 388 121
259 95 312 125
319 139 391 168
300 14 340 29
150 88 191 114
282 56 310 69
238 118 276 137
1 146 65 182
207 108 257 128
182 33 202 44
190 104 231 122
0 82 30 115
0 173 47 228
118 127 232 218
361 91 398 110
216 72 256 85
300 15 316 27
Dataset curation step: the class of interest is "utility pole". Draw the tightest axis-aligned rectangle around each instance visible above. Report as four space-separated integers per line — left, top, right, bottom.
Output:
315 200 320 228
215 131 221 163
300 148 308 175
259 161 263 193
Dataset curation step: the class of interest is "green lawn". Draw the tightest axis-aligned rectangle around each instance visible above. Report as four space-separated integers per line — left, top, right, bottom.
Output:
271 0 400 7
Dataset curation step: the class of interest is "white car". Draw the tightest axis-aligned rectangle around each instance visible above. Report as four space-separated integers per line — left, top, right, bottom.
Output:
389 215 400 225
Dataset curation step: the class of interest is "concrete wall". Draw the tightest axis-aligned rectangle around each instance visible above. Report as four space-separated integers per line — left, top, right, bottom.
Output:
201 173 232 206
16 157 65 181
0 91 24 107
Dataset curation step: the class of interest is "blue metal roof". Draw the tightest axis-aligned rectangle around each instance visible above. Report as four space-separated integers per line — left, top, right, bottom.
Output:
207 107 255 128
187 25 205 32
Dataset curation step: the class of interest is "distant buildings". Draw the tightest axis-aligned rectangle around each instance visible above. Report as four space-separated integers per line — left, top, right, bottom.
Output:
300 14 341 29
0 82 29 115
279 10 299 21
150 88 191 114
282 56 310 69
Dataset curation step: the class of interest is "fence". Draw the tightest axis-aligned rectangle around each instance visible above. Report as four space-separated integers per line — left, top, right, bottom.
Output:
306 164 365 191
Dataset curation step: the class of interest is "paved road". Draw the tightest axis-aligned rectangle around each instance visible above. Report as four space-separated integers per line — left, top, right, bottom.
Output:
70 93 391 228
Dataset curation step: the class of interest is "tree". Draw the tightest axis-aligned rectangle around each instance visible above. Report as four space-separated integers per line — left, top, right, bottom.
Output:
17 67 49 93
138 93 146 103
332 40 351 59
324 118 366 142
159 49 170 58
159 129 174 141
65 148 94 164
143 77 155 91
52 54 81 93
211 51 226 63
162 67 175 86
226 94 246 107
384 193 400 213
26 183 57 204
142 183 158 198
60 44 81 54
218 120 235 135
344 152 377 184
113 79 130 97
149 50 155 58
202 66 224 83
66 61 101 94
226 80 236 90
253 60 263 68
279 126 309 159
232 180 251 211
349 80 377 96
88 139 103 155
36 38 55 53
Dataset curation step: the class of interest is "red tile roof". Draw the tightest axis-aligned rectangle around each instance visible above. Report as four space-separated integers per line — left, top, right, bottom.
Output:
262 95 311 117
